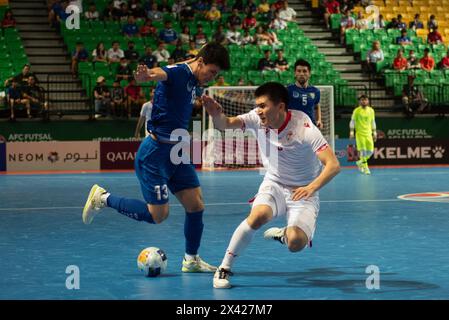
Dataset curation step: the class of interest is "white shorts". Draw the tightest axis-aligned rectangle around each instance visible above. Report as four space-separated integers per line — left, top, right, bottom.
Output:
252 179 320 242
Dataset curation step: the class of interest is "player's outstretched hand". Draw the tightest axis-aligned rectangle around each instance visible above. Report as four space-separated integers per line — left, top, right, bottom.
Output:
134 64 152 83
201 94 223 117
292 185 316 201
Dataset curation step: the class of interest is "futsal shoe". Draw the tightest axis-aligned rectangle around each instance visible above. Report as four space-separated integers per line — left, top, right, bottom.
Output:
364 165 371 175
213 268 233 289
182 256 217 273
82 184 107 225
356 160 364 173
264 227 286 245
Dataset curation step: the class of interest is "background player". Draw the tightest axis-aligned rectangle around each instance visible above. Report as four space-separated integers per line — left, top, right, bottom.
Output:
134 88 154 138
202 82 340 288
349 94 377 175
287 59 323 129
83 42 230 273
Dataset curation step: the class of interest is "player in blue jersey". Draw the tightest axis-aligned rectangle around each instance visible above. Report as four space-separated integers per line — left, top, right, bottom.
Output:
286 59 323 129
82 43 230 273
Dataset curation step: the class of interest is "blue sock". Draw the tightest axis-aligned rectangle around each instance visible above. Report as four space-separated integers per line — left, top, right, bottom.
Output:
184 210 204 255
106 194 155 224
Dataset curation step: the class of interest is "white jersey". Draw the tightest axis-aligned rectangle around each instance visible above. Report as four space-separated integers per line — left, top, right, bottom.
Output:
238 109 329 187
141 101 153 137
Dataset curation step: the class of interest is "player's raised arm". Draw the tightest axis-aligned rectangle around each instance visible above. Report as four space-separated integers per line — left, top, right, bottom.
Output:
134 64 168 83
201 94 243 130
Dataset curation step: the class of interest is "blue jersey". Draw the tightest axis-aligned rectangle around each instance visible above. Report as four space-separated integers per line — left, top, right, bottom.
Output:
287 84 320 124
148 63 198 141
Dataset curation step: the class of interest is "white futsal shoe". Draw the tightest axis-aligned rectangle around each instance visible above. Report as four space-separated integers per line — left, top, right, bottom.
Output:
213 268 233 289
82 184 107 225
264 227 286 245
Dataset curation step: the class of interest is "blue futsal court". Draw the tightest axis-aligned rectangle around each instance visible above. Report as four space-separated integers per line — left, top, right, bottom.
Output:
1 167 449 300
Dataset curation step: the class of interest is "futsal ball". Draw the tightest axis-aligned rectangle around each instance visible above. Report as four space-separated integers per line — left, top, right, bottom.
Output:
137 247 168 277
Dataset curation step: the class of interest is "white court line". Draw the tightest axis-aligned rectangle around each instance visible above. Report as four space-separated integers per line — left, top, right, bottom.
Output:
0 199 401 211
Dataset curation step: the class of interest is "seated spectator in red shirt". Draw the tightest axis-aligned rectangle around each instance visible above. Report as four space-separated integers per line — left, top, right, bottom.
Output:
140 18 157 38
125 78 146 118
420 48 435 72
324 0 340 29
439 51 449 70
393 50 408 71
1 9 16 28
242 12 257 29
427 27 443 45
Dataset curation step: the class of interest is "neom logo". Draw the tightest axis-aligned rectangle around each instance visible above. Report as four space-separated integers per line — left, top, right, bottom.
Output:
9 153 45 162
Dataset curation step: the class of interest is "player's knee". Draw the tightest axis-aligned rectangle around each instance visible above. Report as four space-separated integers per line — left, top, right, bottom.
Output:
247 209 272 230
148 205 169 224
286 228 308 252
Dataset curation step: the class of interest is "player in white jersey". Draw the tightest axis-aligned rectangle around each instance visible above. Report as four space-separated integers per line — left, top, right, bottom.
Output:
134 101 153 138
202 82 341 289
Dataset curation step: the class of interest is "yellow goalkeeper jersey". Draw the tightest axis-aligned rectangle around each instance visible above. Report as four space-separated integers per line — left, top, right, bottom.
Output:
351 105 376 136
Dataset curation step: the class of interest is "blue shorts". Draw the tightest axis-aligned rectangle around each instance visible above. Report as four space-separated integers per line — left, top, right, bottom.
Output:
134 136 200 205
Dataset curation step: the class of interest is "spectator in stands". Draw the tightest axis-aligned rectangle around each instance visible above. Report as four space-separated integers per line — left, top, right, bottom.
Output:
258 0 270 20
279 0 296 23
323 0 340 29
241 28 255 45
107 41 125 64
232 0 245 12
258 49 276 72
71 42 89 78
1 9 16 28
402 75 429 116
243 11 257 29
365 40 384 74
205 5 221 22
111 80 125 117
193 24 208 48
48 0 62 27
140 18 157 38
255 25 271 46
340 10 355 44
113 0 126 11
269 10 287 30
396 29 412 46
409 13 424 30
339 0 354 15
153 42 170 63
355 11 369 30
125 78 145 118
187 40 199 57
7 79 31 121
420 48 435 72
266 3 277 23
147 2 163 21
393 49 408 71
262 25 282 48
227 8 242 29
116 57 133 81
226 24 242 45
139 46 157 68
102 1 114 20
158 0 172 13
397 15 407 30
117 2 131 22
214 0 227 13
387 17 400 30
22 75 49 120
159 20 178 45
171 40 187 62
172 0 185 20
193 0 208 14
124 41 140 62
94 76 111 118
179 25 192 45
213 75 230 87
123 16 140 37
180 5 195 22
128 0 145 19
55 0 70 28
84 3 99 21
407 49 421 70
427 15 438 31
427 27 443 45
438 50 449 70
274 49 289 72
213 24 228 46
92 42 108 63
373 14 386 29
4 64 36 88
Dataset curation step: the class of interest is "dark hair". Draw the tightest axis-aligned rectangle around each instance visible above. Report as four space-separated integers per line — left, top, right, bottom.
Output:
196 42 230 70
359 94 368 100
294 59 311 71
255 82 289 109
424 48 430 53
